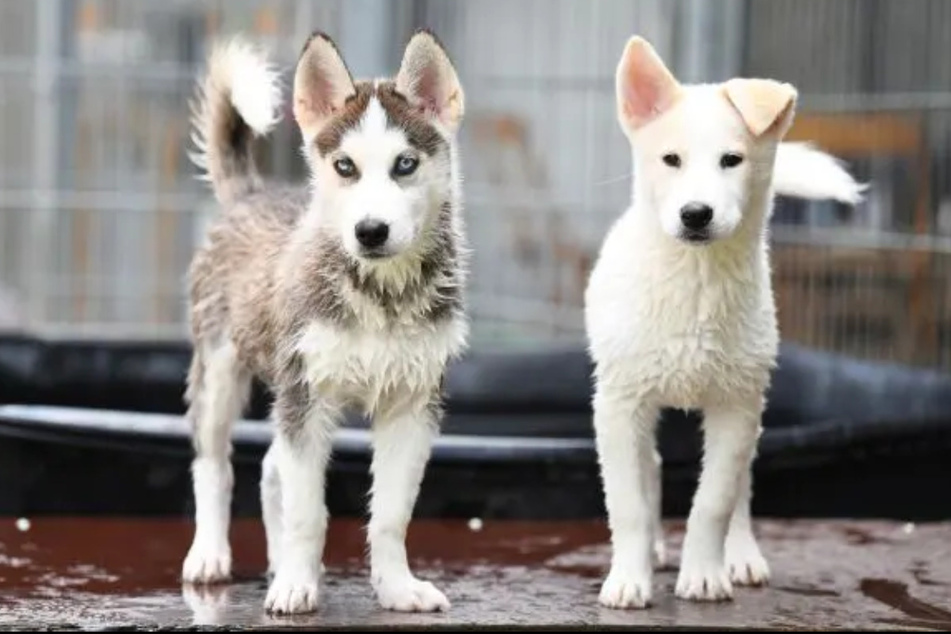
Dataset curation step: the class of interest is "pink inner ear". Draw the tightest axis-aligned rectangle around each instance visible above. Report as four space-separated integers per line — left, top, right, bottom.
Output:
310 71 343 117
618 51 678 129
622 74 663 124
412 65 444 118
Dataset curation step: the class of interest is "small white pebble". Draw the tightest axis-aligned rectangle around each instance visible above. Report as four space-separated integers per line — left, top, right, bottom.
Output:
468 517 483 532
15 518 30 532
902 522 915 535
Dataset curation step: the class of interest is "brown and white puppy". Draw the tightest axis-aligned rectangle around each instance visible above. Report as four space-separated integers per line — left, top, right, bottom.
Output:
180 30 468 616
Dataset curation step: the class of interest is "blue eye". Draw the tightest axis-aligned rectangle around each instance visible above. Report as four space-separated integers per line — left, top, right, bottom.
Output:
333 157 357 178
393 154 420 177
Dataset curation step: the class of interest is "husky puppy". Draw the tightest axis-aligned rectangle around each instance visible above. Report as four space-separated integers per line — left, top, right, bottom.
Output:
584 36 864 609
180 30 468 615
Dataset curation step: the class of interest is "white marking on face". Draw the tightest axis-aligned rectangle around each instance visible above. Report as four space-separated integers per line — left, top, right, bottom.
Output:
312 95 441 262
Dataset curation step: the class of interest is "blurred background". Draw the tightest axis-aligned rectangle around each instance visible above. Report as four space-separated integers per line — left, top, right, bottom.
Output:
1 0 951 369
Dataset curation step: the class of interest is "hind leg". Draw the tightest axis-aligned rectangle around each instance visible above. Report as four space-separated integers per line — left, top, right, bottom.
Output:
182 340 250 584
260 440 282 577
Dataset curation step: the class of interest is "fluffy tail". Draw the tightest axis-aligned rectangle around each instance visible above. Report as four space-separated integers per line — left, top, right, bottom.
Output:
773 142 867 205
188 37 282 204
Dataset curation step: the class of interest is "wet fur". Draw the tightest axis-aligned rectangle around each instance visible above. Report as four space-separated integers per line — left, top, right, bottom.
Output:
181 31 468 616
585 36 864 610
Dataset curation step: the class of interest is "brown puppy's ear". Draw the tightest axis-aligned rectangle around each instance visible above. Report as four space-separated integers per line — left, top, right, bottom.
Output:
722 78 798 138
293 32 356 140
395 29 464 133
615 36 682 133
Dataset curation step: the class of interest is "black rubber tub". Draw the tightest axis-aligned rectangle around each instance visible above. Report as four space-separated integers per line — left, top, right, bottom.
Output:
1 333 950 521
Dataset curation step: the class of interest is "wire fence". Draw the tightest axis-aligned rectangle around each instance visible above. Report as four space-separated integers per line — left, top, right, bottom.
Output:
1 0 950 370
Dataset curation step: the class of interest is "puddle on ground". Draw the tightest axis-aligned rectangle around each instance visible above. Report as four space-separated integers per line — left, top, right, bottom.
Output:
840 525 897 546
909 559 946 588
861 577 951 630
0 517 949 630
775 584 840 597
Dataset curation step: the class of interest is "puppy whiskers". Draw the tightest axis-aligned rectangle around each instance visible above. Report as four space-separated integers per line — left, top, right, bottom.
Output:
594 173 632 187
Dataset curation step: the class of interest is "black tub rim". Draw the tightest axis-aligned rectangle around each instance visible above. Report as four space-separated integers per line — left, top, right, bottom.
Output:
0 404 596 464
2 403 951 471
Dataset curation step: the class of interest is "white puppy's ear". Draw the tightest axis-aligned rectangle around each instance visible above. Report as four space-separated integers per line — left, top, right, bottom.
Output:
615 36 682 133
293 32 357 140
395 29 465 133
723 78 798 138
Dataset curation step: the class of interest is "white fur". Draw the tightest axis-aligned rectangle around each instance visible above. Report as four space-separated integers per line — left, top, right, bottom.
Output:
634 85 753 242
586 39 863 610
225 39 282 136
187 37 281 196
264 415 333 615
314 93 455 263
296 319 467 419
774 142 867 204
368 406 450 611
260 442 283 577
261 320 466 615
182 341 248 584
260 310 466 612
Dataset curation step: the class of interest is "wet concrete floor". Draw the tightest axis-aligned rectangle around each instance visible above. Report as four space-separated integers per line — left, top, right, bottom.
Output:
0 517 949 630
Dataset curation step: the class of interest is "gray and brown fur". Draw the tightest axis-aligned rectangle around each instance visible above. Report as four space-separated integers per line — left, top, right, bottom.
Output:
184 32 466 446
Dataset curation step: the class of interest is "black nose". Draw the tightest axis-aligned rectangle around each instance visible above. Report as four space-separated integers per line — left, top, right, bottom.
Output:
355 220 389 249
680 203 714 230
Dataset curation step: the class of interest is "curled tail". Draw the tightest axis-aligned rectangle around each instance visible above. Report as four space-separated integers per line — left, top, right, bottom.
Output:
773 142 868 205
189 37 282 204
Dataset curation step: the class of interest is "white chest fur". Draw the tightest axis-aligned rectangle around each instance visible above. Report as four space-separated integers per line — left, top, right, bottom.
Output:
585 213 778 410
295 316 468 418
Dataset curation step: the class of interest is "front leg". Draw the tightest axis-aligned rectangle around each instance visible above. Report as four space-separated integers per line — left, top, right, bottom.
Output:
725 451 770 586
264 379 338 616
675 398 763 602
368 398 449 612
592 386 658 609
648 448 667 569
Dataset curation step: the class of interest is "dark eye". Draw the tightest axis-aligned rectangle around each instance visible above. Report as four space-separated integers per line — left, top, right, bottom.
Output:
393 154 420 177
662 153 681 168
333 157 357 178
720 152 744 169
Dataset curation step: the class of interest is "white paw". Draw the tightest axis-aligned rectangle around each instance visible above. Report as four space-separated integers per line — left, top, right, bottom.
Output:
653 538 668 570
182 541 231 584
725 538 770 586
375 576 450 612
598 567 652 609
675 560 733 602
264 566 320 615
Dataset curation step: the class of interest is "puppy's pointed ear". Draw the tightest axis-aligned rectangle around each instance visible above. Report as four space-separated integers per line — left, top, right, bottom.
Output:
723 78 798 138
616 36 682 133
293 32 356 140
395 29 464 132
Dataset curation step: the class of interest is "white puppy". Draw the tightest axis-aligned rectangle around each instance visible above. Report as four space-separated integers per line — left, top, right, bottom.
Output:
584 36 864 609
